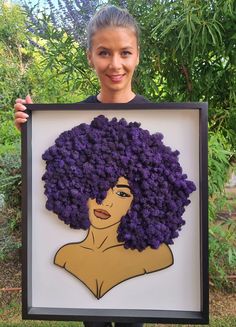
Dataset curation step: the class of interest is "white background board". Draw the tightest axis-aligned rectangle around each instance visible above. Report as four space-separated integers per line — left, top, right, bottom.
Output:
30 108 200 311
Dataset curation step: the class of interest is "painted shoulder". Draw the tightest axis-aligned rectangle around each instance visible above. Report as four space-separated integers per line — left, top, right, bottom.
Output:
141 243 174 273
54 243 77 267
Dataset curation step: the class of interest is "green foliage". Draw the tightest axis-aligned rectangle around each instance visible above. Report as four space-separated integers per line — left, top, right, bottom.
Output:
0 120 20 155
208 130 232 219
0 142 21 210
0 0 26 48
27 58 87 103
138 0 236 99
134 0 236 150
0 142 21 262
0 0 33 112
208 130 236 290
209 220 236 291
0 0 84 124
28 35 98 99
0 1 26 263
0 228 21 261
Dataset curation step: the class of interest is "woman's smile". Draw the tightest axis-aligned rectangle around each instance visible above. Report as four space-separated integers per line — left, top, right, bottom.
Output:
94 209 111 220
107 74 126 83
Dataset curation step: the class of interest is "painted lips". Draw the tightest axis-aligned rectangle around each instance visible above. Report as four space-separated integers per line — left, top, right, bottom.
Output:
94 209 111 220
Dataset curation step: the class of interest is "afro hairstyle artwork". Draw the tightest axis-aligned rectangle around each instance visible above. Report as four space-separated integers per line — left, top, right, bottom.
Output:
42 115 196 251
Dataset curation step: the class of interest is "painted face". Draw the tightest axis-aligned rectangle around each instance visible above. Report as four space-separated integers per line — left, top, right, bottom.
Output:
87 27 139 97
87 177 134 229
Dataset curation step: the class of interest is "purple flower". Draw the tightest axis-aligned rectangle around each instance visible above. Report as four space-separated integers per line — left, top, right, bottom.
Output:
23 0 98 45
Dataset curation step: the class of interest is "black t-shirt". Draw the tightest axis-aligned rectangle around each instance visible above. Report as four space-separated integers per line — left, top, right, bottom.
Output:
80 94 150 104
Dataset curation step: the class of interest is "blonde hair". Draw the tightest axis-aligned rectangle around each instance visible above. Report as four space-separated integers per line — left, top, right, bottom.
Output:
87 5 140 50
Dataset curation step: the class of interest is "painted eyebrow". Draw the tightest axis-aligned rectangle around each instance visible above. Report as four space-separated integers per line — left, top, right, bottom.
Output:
115 184 131 190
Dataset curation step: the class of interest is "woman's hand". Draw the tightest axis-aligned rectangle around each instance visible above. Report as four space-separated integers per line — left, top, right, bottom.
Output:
14 95 33 131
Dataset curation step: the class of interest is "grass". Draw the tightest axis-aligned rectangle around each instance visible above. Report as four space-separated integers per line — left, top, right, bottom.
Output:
0 318 236 327
0 323 82 327
0 301 235 327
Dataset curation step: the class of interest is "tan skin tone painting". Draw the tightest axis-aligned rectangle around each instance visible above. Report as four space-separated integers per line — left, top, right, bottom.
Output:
54 177 173 299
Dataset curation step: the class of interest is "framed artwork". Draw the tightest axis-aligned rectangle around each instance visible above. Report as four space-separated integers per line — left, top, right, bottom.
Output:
21 102 208 324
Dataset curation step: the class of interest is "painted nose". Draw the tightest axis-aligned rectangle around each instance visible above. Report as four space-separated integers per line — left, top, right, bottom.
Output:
103 199 113 208
102 192 113 208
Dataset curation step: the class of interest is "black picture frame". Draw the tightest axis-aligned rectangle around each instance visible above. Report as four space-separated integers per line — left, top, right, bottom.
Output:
22 102 208 324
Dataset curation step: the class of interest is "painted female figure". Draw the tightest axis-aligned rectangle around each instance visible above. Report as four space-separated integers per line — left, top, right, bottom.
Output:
42 115 196 299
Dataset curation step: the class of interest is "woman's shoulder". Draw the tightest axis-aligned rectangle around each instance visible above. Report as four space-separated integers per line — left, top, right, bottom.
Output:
129 94 151 103
79 95 100 103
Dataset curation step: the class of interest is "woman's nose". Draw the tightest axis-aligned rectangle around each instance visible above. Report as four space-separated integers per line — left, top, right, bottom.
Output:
109 54 122 70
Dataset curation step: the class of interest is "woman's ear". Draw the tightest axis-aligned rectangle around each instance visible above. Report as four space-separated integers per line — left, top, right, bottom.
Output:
136 47 140 66
87 50 94 68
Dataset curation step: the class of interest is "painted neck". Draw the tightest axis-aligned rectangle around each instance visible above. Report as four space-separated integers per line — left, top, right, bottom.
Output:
84 224 122 250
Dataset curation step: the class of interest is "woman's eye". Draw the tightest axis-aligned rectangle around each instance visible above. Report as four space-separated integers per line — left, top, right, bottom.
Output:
116 191 131 198
122 51 132 57
98 50 109 57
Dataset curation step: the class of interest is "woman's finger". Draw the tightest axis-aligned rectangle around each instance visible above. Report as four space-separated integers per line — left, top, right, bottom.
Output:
15 118 27 131
14 103 27 112
14 95 33 131
14 111 29 119
25 94 33 104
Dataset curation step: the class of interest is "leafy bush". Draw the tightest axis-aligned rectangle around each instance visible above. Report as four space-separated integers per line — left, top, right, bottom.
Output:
209 220 236 291
208 130 233 220
0 0 34 114
0 143 21 262
0 143 21 210
22 0 99 98
208 130 236 290
0 120 20 155
0 221 21 261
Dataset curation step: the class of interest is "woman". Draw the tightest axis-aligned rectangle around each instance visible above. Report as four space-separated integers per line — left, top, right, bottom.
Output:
14 5 148 129
42 115 195 299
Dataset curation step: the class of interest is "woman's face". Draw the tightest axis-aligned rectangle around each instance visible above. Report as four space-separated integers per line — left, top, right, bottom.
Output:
87 176 133 229
87 27 139 98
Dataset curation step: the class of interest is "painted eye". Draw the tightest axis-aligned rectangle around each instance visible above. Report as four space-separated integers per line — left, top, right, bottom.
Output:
116 191 131 198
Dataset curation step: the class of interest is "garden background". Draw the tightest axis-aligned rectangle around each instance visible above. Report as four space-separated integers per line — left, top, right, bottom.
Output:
0 0 235 326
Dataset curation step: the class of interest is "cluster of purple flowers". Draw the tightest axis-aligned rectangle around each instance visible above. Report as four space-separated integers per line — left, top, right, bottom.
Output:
42 115 196 251
23 0 98 45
